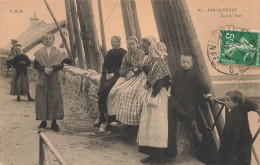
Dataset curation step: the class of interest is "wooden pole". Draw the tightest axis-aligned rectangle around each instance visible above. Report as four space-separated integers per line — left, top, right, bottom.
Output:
39 136 44 165
151 0 178 71
130 0 142 41
39 132 68 165
64 0 76 59
76 0 92 68
77 0 95 70
69 0 87 69
121 0 142 42
169 0 186 53
98 0 107 55
160 0 181 69
43 0 74 63
80 0 103 73
121 0 135 40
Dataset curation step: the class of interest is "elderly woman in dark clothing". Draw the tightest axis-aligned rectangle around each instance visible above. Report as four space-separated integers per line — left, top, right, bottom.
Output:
11 46 34 101
94 35 127 132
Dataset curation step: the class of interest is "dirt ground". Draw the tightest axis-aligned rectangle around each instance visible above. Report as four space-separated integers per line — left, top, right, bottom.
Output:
0 77 205 165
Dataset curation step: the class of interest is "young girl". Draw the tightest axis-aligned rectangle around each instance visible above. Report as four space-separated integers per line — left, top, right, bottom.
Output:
218 90 258 165
137 42 172 164
11 46 34 101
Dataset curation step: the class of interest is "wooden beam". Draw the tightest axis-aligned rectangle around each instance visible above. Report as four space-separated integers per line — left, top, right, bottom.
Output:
39 131 68 165
121 0 134 39
160 0 181 69
69 0 87 69
43 0 74 64
169 0 187 53
80 0 103 73
130 0 142 41
76 0 92 68
64 0 76 59
98 0 107 56
121 0 142 42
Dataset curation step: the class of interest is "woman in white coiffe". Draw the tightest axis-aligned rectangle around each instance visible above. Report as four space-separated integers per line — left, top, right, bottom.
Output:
106 36 156 131
137 42 172 164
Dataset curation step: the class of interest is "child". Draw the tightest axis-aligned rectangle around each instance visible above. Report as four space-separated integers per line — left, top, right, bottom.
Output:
169 53 213 161
218 90 258 165
137 42 172 164
11 46 34 101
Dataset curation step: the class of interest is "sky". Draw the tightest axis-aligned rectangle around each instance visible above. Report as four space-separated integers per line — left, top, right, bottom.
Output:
0 0 259 75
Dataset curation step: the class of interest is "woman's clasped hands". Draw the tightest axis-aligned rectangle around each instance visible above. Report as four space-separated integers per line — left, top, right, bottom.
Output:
44 67 53 75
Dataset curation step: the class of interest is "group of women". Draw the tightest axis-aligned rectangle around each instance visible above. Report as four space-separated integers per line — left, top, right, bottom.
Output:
95 35 176 164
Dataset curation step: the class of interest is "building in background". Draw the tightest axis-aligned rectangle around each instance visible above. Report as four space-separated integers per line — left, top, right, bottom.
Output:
1 13 68 60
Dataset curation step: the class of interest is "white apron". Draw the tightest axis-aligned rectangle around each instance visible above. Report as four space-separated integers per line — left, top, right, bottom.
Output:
137 87 168 148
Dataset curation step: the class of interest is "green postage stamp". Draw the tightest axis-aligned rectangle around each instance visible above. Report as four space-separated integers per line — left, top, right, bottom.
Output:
219 29 260 67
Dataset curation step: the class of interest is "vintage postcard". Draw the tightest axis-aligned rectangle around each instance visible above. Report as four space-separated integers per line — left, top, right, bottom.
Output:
0 0 259 164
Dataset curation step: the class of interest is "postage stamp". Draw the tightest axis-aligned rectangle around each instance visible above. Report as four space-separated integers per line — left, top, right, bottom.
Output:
219 29 260 67
207 25 258 75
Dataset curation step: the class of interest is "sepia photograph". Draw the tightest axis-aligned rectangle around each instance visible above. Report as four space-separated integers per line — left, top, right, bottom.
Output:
0 0 259 164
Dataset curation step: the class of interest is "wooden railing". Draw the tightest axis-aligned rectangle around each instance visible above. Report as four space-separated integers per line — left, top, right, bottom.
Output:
39 131 69 165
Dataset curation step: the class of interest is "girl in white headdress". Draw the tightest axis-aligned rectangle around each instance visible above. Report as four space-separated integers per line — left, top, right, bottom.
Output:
137 42 174 164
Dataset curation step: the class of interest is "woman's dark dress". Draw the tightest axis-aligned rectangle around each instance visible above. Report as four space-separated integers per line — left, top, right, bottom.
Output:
10 54 31 96
218 101 258 165
98 48 126 123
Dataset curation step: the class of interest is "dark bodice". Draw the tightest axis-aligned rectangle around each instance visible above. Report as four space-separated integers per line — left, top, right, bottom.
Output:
171 68 210 101
12 54 31 77
102 48 127 75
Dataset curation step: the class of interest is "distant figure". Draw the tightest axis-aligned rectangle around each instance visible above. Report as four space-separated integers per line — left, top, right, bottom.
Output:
7 39 20 68
93 35 127 133
9 39 19 58
11 45 34 101
218 90 258 165
34 33 66 132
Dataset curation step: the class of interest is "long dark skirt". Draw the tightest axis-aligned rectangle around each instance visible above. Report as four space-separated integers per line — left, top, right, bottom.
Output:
35 71 64 121
10 72 30 96
98 75 119 123
218 130 252 165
